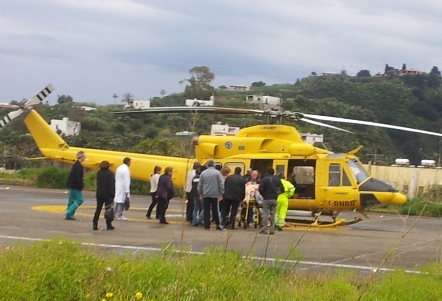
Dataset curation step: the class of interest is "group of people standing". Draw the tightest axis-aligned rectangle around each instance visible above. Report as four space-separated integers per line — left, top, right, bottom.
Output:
65 151 133 230
65 151 295 234
183 162 296 234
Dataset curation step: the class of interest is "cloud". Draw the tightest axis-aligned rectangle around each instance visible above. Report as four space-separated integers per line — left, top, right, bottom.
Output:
1 1 442 104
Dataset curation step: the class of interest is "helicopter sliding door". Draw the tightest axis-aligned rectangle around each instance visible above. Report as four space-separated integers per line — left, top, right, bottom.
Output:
288 159 316 199
249 159 273 179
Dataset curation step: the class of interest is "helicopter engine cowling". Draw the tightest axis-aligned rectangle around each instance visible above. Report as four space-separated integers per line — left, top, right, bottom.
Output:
288 143 315 156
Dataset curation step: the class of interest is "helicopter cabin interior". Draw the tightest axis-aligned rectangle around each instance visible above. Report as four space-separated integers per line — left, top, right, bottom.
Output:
219 159 317 199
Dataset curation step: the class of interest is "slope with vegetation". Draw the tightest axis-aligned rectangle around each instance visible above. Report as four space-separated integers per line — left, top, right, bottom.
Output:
1 64 442 170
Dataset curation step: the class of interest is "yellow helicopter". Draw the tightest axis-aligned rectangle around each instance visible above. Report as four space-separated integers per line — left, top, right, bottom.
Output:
4 84 442 227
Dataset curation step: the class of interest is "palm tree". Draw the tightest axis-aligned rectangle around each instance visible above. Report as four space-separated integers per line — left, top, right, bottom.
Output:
121 93 134 107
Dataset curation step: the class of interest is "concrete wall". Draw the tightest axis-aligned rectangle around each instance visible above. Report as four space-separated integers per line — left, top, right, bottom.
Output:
366 164 442 198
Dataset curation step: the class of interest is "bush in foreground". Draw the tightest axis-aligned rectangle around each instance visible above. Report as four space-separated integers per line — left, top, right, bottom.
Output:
0 239 442 300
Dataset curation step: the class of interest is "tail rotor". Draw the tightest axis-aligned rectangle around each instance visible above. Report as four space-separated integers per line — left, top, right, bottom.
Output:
0 84 54 130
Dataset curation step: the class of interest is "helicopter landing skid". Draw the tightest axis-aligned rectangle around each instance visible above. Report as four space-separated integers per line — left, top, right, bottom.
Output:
285 217 363 228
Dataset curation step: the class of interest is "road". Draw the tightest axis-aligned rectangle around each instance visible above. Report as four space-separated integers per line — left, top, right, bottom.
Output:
1 185 442 274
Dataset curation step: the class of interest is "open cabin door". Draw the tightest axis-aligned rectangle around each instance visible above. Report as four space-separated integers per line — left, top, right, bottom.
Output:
249 159 273 179
288 159 316 199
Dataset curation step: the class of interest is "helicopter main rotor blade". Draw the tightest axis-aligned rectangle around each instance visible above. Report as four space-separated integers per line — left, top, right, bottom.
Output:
0 84 54 131
301 117 355 134
301 113 442 137
113 106 265 115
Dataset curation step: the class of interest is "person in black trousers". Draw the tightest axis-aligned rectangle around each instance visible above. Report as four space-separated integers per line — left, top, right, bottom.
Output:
93 160 115 230
156 167 175 224
146 166 162 219
222 167 246 229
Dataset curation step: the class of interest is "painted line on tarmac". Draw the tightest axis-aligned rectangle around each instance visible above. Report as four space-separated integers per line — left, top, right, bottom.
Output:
0 234 420 274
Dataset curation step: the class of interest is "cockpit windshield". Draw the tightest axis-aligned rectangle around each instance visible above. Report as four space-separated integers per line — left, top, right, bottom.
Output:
347 159 370 184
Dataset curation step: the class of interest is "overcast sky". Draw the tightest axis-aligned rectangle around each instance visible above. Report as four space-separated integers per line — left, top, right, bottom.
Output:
1 0 441 105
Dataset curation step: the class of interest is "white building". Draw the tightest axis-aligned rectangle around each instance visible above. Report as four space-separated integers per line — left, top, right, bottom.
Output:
211 122 240 136
246 95 282 109
228 85 250 91
0 102 14 108
185 96 214 107
50 118 81 136
131 100 150 109
301 133 323 145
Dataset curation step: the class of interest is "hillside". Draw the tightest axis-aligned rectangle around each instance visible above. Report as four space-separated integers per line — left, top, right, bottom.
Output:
1 69 442 168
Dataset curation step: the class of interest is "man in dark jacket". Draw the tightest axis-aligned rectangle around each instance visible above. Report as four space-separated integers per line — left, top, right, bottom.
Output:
65 151 86 220
93 160 115 230
258 167 284 234
156 167 175 224
222 167 246 229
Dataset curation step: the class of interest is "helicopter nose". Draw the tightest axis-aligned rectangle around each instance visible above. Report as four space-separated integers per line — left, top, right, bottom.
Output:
390 192 407 206
360 191 407 208
359 178 407 208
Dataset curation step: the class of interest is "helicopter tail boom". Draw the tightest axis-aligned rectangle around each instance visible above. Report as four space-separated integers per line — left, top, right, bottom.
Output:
23 109 195 187
24 109 69 155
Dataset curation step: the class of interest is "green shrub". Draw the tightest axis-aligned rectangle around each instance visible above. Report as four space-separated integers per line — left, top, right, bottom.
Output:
36 167 70 189
83 170 96 190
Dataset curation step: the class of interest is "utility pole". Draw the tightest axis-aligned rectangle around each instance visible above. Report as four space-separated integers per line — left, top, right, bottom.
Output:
438 140 441 167
113 94 118 105
366 148 384 165
2 146 6 170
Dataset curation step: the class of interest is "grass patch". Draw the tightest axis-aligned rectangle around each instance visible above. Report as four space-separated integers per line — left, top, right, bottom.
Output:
0 168 184 196
372 185 442 217
1 239 442 300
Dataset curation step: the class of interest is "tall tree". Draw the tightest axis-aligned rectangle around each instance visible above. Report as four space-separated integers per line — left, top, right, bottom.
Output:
251 81 266 87
428 66 441 88
356 70 371 77
430 66 441 77
57 95 73 104
180 66 215 99
121 93 134 106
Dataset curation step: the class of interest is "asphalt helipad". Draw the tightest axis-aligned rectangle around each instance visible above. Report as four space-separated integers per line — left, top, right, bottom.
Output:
1 185 442 274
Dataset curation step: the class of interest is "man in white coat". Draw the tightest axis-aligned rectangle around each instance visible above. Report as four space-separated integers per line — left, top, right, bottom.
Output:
114 157 131 220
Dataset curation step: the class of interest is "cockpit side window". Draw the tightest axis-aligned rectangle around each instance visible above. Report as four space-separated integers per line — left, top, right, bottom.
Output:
329 164 341 186
347 159 369 184
342 170 351 186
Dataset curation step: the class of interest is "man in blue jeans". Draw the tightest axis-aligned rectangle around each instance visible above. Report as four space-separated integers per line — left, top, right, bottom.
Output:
65 151 86 220
258 167 284 234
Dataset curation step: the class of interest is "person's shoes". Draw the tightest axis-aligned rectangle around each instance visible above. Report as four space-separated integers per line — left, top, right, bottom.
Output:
269 231 275 235
277 226 283 231
65 215 76 220
192 223 199 227
117 216 128 221
93 223 98 230
159 221 169 224
216 226 226 231
259 230 268 234
146 215 151 219
106 225 115 230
